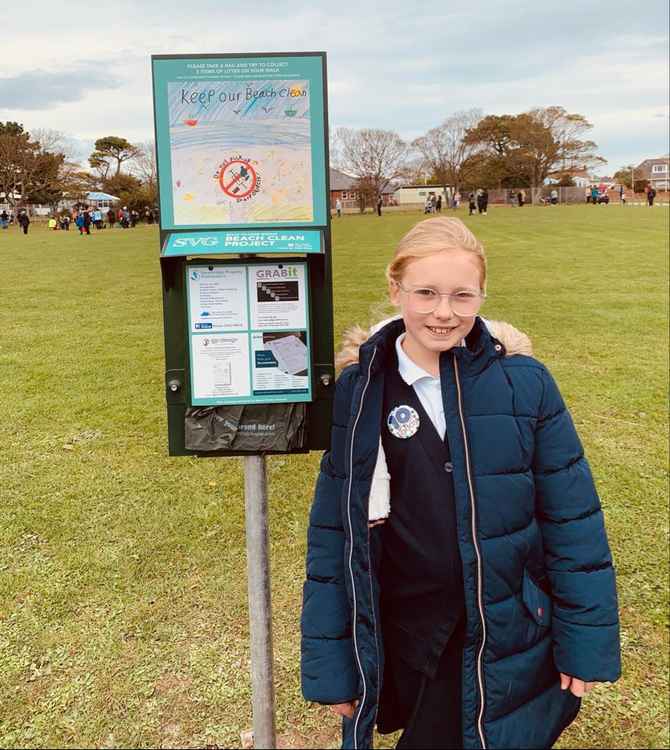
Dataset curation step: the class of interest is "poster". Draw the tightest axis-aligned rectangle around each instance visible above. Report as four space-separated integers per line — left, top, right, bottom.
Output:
187 266 247 331
249 262 307 330
191 334 250 399
187 262 311 405
152 54 327 230
251 331 309 396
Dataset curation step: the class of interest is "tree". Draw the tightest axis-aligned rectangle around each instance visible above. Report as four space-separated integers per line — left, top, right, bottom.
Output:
396 153 435 186
89 154 111 182
59 164 98 204
613 166 634 188
31 128 72 159
351 176 378 214
333 128 409 211
0 122 100 210
458 152 523 191
101 172 155 212
511 112 562 190
24 151 65 206
0 122 36 206
0 121 25 137
462 115 516 158
102 172 142 202
131 141 158 206
527 106 606 183
412 109 483 192
0 122 70 208
460 114 524 188
464 107 606 199
89 136 141 178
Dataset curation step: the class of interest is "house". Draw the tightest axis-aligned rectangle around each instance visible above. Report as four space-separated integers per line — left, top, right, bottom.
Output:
57 190 120 213
329 168 398 208
85 191 120 210
633 156 670 191
329 168 358 208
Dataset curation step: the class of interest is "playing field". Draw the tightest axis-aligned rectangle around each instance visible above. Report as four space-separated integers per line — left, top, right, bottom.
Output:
1 205 668 749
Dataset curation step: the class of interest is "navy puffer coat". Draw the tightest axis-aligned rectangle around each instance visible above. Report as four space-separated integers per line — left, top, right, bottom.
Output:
301 317 621 749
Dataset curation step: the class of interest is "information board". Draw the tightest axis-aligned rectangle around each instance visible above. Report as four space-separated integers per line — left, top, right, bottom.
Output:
152 54 328 230
186 261 312 406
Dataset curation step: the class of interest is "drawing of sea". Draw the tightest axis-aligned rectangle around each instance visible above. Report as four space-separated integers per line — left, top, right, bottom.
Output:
168 79 313 225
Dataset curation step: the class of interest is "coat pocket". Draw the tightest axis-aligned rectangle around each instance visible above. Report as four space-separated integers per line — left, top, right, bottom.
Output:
522 568 553 627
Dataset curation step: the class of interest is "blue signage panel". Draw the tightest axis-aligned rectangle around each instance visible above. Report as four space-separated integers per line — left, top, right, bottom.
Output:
152 53 328 231
162 229 322 256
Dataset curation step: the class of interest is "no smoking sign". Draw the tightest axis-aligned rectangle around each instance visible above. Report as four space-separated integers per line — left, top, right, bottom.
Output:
218 157 261 202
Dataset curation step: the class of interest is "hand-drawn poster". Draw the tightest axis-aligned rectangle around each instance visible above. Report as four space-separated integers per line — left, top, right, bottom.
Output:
152 54 328 230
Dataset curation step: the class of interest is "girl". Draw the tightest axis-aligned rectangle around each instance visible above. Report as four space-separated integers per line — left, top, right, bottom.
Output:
301 217 621 749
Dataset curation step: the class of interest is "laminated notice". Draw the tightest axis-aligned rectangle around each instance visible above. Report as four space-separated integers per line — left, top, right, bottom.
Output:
186 261 311 406
265 334 308 375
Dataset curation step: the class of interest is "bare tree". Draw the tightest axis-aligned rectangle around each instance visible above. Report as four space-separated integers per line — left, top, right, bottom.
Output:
31 128 73 159
529 106 606 177
132 141 157 185
333 127 409 210
412 109 483 192
58 161 97 203
129 141 158 206
328 131 343 175
399 154 433 185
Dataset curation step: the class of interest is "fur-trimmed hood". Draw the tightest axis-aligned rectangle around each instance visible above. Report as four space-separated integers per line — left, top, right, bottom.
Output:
336 316 532 371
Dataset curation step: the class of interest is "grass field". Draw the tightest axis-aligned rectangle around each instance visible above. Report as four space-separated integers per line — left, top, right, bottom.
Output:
1 205 668 749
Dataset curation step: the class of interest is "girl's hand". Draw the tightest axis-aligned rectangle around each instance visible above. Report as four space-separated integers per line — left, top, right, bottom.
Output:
560 673 595 697
329 700 359 719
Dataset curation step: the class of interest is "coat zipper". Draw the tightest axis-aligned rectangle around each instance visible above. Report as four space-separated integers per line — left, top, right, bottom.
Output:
346 348 377 749
453 355 488 749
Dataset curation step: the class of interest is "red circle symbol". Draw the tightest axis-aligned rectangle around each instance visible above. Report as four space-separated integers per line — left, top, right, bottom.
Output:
219 159 257 199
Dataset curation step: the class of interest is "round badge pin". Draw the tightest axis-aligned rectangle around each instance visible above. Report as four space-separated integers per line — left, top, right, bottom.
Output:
387 405 420 439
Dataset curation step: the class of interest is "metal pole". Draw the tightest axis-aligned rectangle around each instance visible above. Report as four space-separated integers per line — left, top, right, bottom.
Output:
243 454 277 749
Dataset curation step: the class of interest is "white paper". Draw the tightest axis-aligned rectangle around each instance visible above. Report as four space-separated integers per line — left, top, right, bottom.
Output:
265 334 308 375
188 265 248 332
251 332 309 393
248 263 307 330
191 334 250 399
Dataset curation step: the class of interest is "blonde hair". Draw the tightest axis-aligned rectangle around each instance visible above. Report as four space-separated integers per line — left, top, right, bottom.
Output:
336 217 487 369
387 216 486 288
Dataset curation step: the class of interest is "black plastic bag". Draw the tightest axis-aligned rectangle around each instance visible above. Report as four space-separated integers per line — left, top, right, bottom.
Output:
184 403 306 452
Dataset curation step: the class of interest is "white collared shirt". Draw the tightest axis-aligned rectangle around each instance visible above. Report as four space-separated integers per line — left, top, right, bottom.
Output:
395 334 446 440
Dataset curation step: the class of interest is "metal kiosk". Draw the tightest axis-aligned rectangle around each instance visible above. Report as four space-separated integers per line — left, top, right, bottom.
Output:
152 52 333 748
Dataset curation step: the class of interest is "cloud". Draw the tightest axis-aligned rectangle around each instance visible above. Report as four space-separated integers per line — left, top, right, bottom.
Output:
0 66 122 110
0 0 666 170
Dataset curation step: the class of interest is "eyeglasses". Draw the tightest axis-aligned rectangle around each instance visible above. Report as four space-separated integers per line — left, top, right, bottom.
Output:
396 282 486 316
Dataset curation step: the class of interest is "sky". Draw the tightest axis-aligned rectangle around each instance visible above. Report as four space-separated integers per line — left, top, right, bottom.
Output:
0 0 668 173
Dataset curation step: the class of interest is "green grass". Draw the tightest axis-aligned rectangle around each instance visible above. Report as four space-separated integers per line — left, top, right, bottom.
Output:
0 205 668 749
